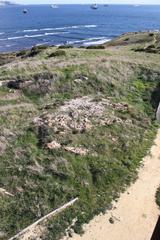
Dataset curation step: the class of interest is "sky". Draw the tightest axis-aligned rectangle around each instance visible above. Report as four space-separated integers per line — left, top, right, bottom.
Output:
13 0 160 4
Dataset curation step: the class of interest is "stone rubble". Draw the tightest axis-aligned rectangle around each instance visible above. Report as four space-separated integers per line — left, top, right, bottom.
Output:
46 140 61 150
33 96 129 136
64 146 89 156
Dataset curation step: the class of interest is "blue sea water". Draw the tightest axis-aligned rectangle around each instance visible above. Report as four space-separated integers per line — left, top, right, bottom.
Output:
0 4 160 52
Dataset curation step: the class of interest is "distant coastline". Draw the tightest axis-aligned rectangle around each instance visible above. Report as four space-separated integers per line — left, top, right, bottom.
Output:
0 1 18 6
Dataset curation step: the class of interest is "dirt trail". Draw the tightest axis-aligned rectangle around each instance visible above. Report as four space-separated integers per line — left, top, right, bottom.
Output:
63 129 160 240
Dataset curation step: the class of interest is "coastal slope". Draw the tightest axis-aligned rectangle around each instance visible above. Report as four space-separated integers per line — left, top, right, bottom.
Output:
0 32 160 240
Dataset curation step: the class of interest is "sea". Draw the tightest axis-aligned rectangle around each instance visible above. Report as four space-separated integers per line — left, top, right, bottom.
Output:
0 4 160 52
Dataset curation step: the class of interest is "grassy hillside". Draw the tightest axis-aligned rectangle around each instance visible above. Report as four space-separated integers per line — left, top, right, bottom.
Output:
0 32 160 240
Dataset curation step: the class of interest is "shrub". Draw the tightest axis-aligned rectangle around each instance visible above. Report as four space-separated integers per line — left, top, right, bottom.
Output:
28 45 48 57
147 49 159 54
134 48 145 52
58 45 73 49
7 80 21 89
35 45 48 50
134 44 160 54
28 47 42 57
16 50 28 57
124 37 130 41
37 124 51 147
48 50 66 58
146 44 156 50
149 33 154 37
86 45 105 49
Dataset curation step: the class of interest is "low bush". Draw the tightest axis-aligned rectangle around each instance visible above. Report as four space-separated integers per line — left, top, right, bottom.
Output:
28 45 48 57
149 33 154 37
48 50 66 58
35 45 48 50
86 45 105 49
58 45 73 49
16 50 28 57
28 47 41 57
124 37 130 41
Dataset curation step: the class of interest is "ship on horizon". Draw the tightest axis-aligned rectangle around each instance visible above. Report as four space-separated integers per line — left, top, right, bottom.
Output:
22 8 28 14
90 4 98 10
51 4 58 9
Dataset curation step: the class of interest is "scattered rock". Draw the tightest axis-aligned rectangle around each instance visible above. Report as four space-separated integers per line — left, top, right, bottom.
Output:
74 79 83 83
33 96 128 146
46 140 61 150
74 75 88 81
0 188 14 197
112 102 128 112
109 217 114 224
115 117 123 124
64 146 89 156
109 214 121 223
16 187 24 193
33 117 44 127
125 119 132 124
34 96 110 136
65 218 78 238
111 137 117 143
99 118 114 126
68 229 74 238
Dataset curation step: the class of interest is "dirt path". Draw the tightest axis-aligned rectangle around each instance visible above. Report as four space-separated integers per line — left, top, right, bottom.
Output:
63 129 160 240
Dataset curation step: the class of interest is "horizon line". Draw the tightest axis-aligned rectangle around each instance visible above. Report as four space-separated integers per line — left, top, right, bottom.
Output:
17 3 160 5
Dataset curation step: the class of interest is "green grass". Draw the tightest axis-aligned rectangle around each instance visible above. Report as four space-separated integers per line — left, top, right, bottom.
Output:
0 120 156 239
